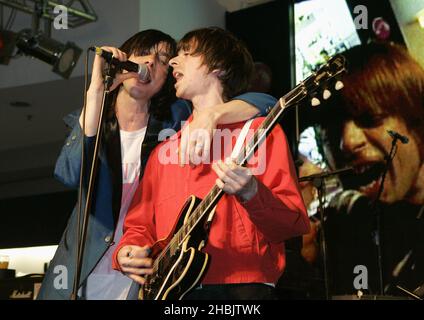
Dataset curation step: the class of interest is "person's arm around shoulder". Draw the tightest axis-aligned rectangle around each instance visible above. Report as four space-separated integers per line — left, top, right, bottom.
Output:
178 92 277 166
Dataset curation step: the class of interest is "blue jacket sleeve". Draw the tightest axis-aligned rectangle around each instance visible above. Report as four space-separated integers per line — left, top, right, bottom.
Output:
54 110 95 189
165 99 192 131
232 92 277 116
166 93 277 131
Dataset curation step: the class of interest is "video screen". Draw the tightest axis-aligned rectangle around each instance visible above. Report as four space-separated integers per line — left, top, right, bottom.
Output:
292 0 424 299
295 0 361 85
294 0 362 212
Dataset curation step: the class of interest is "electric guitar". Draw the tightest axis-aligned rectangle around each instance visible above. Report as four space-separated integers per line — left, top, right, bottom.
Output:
139 54 347 300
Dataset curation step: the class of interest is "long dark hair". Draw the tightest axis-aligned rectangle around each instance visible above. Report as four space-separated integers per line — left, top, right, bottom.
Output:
102 30 177 206
108 29 177 121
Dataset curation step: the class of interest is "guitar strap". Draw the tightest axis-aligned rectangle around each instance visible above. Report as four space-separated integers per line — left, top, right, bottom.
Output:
231 118 254 160
205 118 254 224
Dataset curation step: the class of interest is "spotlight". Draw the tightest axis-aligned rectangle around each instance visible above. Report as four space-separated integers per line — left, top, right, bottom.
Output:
16 29 82 79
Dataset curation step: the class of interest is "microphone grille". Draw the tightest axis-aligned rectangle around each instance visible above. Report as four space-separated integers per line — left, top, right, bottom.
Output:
138 64 150 82
326 189 371 217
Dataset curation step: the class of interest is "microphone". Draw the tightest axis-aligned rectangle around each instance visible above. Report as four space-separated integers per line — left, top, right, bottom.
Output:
89 46 150 82
328 189 369 215
387 130 409 144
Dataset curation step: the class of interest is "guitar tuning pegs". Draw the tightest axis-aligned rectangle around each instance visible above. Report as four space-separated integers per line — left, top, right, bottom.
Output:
335 81 344 91
311 97 321 107
323 89 332 100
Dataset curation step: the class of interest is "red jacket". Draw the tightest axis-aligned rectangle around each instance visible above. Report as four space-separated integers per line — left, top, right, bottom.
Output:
112 117 309 285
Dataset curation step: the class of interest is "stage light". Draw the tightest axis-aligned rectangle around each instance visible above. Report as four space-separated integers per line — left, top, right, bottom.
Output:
16 29 82 79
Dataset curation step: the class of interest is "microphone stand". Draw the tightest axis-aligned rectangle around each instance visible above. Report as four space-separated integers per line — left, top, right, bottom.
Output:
371 135 399 296
299 167 353 300
298 167 353 182
312 176 330 300
70 62 117 300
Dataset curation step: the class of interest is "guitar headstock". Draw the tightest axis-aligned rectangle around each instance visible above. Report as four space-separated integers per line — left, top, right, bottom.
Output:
283 54 347 109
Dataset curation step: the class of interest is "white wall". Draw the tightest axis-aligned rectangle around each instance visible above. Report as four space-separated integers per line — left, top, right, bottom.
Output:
139 0 226 41
390 0 424 68
0 245 58 276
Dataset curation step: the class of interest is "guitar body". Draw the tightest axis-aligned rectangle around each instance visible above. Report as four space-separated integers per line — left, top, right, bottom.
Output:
140 195 213 300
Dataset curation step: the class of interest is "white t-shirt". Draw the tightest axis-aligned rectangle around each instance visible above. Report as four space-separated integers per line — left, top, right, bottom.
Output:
84 126 147 300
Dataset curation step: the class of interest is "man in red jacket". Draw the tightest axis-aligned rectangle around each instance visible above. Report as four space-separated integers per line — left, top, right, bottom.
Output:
112 27 309 299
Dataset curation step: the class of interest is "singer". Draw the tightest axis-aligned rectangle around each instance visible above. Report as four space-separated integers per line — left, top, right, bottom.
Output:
37 29 277 300
321 42 424 205
317 42 424 297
